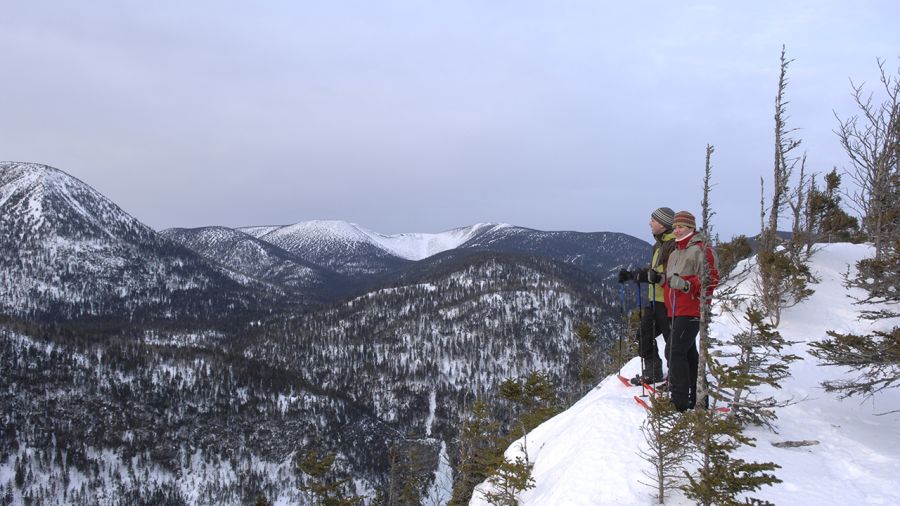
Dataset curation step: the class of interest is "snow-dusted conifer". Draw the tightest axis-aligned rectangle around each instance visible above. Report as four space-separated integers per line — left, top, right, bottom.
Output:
681 410 781 506
639 395 693 504
709 306 800 429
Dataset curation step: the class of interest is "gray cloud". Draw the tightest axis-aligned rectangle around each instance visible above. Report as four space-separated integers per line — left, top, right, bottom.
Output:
2 1 898 240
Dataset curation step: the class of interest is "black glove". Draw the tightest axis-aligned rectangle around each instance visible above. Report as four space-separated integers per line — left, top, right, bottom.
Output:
617 269 634 283
646 269 663 284
668 274 690 293
634 268 649 283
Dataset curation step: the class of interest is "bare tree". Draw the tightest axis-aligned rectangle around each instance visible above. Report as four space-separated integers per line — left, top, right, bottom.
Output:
762 46 802 255
835 58 900 259
696 144 715 411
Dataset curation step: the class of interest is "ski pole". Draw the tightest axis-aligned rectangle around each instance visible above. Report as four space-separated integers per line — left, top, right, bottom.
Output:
636 281 646 397
651 281 658 385
618 282 626 375
668 276 677 399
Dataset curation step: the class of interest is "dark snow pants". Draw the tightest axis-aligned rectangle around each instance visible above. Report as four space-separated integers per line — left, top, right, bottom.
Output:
669 316 699 412
638 302 670 378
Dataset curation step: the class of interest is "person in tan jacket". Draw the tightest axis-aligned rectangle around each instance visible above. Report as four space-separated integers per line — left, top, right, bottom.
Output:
662 210 718 411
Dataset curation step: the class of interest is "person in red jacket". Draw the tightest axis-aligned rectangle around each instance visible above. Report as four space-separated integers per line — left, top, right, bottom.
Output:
662 210 718 411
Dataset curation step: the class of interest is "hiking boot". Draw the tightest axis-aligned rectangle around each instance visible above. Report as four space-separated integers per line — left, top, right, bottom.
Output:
641 361 665 384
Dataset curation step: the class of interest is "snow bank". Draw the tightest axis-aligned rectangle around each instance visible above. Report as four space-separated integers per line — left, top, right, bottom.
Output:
471 243 900 505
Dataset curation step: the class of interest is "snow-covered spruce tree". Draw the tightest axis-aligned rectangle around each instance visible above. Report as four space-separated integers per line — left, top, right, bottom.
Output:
639 395 693 504
681 409 781 506
757 46 814 326
482 438 535 506
708 306 800 429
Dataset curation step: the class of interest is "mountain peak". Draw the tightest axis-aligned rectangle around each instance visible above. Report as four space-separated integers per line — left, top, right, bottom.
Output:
0 161 150 241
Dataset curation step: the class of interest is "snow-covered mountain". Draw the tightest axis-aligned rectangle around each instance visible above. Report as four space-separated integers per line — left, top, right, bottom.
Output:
471 243 900 505
240 220 413 276
240 221 502 262
457 224 648 277
237 221 510 277
237 220 648 282
160 226 350 301
0 161 275 321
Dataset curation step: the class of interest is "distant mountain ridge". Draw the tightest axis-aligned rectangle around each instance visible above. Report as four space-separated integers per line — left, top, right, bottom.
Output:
159 226 352 302
226 220 648 285
1 160 650 324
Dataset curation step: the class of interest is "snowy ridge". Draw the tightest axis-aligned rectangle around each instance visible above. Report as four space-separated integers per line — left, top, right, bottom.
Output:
240 220 508 261
367 223 509 260
472 243 900 505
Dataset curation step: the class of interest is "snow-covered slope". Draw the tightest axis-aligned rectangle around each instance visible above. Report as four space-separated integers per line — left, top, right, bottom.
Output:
366 223 506 260
471 243 900 505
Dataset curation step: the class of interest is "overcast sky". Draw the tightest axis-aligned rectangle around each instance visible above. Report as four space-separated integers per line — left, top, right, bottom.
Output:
2 1 898 240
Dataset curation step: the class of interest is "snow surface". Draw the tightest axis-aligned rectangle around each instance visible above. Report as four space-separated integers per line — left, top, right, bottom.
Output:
471 243 900 505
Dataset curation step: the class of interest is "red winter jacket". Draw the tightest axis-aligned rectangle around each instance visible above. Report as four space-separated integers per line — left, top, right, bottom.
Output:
663 231 719 317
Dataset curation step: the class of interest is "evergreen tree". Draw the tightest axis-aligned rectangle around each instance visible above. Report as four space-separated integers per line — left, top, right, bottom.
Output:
573 321 600 396
809 327 900 398
808 169 861 243
714 235 752 280
709 306 800 429
498 371 562 438
639 395 693 504
449 400 503 506
681 410 781 506
482 451 535 506
810 165 899 400
385 438 433 506
757 46 814 326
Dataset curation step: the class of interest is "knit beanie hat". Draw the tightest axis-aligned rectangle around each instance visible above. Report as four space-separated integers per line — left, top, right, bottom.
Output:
673 211 696 229
651 207 675 229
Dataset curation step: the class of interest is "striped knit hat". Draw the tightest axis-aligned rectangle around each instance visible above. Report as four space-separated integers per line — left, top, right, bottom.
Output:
651 207 675 229
673 210 696 229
